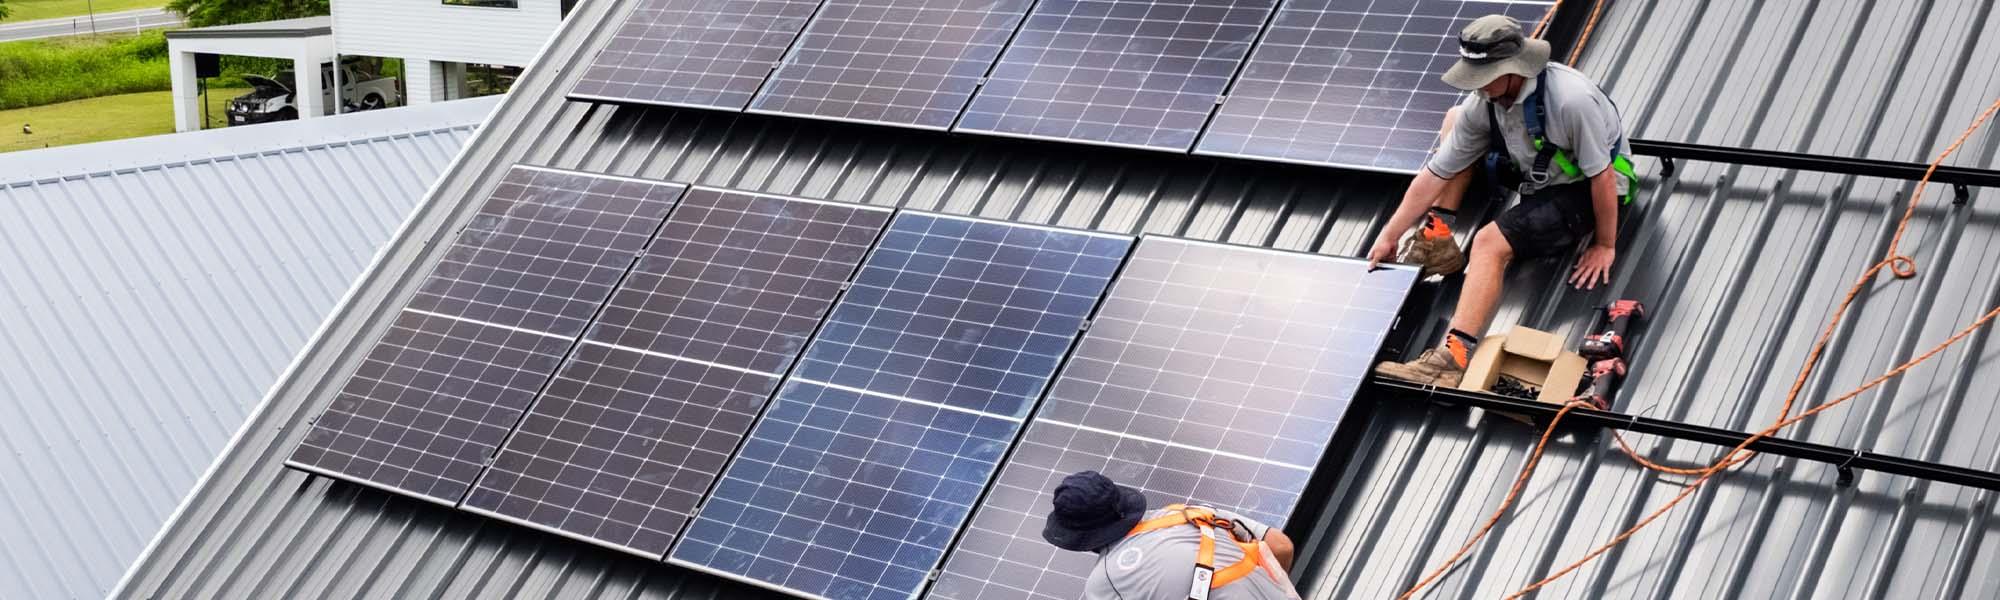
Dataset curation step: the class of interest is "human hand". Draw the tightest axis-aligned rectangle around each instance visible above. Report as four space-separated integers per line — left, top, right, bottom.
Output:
1571 244 1615 289
1367 236 1400 270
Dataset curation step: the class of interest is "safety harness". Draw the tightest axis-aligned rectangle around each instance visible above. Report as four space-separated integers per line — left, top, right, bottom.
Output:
1124 504 1274 600
1482 70 1641 203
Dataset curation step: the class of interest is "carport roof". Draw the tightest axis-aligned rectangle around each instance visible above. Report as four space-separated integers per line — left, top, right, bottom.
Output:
163 16 331 40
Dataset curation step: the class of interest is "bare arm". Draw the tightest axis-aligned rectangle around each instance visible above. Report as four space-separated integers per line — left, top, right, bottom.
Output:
1589 166 1618 245
1264 528 1295 571
1568 167 1621 289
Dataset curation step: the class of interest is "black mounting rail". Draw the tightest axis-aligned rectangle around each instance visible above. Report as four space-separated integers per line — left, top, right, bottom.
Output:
1367 377 2000 492
1629 139 2000 204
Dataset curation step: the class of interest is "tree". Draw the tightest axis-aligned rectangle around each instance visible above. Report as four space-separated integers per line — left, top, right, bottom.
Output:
166 0 328 28
0 1 11 21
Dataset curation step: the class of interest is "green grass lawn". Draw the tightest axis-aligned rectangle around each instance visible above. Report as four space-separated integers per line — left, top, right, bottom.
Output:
0 87 243 153
2 0 166 23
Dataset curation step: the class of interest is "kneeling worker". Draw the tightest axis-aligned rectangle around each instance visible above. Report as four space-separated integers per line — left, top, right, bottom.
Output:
1371 14 1639 386
1043 471 1299 599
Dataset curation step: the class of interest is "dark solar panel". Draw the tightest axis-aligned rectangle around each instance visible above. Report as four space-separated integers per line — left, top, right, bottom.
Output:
583 190 894 374
749 0 1034 129
463 190 893 557
287 311 577 503
289 167 686 504
466 343 784 556
1196 0 1553 172
569 0 825 110
669 214 1132 600
930 237 1417 600
954 0 1280 151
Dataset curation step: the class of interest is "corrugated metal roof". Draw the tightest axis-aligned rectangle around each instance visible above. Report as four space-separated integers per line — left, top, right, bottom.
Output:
0 96 494 600
114 1 2000 599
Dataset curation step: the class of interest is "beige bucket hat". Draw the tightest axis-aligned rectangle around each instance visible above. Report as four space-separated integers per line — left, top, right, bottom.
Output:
1442 14 1551 91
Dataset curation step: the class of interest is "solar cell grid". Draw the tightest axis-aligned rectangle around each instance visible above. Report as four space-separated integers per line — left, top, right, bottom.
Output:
289 311 577 503
406 167 689 335
570 0 825 110
955 0 1280 151
464 189 893 557
671 214 1132 600
465 343 784 555
1196 0 1553 172
750 0 1034 129
929 237 1416 600
290 166 687 505
588 189 893 374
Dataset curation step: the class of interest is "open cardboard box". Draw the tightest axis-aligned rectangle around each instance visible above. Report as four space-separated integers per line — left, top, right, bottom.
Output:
1457 326 1588 424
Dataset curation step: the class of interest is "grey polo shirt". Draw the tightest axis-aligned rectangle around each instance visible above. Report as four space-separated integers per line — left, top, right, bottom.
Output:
1426 62 1632 196
1081 508 1293 600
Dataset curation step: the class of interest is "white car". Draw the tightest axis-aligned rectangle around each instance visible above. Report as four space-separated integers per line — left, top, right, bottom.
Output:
227 60 401 125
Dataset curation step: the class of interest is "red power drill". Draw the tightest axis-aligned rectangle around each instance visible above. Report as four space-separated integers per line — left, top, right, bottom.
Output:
1578 300 1645 410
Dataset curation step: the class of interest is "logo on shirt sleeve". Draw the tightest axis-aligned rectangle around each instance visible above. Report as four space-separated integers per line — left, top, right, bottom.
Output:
1115 546 1145 571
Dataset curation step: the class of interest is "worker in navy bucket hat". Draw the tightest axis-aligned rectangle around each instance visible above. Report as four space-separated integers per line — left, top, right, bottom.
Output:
1044 471 1301 600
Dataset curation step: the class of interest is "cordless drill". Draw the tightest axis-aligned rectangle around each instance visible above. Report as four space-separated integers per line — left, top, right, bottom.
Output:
1578 300 1645 410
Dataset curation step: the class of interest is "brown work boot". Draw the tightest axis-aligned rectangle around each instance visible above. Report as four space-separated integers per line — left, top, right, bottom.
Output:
1401 234 1467 279
1374 347 1466 387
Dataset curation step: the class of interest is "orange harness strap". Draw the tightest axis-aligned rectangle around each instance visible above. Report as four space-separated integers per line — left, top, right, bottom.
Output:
1125 504 1263 596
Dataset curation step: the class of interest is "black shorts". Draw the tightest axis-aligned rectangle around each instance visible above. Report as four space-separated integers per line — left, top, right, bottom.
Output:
1494 182 1605 259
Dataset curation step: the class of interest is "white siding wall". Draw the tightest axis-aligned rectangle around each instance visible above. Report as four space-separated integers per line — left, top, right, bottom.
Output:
334 0 560 66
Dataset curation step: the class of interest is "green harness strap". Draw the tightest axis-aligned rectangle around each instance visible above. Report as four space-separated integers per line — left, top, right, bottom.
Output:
1535 139 1642 205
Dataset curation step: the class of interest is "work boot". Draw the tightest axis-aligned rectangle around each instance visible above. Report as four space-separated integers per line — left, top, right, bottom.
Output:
1401 234 1467 279
1374 347 1466 387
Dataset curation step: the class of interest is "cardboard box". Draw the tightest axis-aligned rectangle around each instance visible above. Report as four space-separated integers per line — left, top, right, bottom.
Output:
1457 326 1588 424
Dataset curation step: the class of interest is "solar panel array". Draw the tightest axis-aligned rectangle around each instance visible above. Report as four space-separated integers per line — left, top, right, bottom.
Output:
749 0 1036 129
1198 0 1554 171
289 166 686 504
670 214 1132 600
930 238 1416 600
573 0 1549 171
463 189 894 557
287 173 1424 598
955 0 1280 151
571 0 825 110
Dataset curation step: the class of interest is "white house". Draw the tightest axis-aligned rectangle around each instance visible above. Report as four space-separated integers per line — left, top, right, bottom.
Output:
334 0 571 104
165 0 568 131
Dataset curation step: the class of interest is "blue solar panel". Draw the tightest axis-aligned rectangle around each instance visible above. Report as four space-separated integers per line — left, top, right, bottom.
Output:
668 213 1131 600
929 239 1416 600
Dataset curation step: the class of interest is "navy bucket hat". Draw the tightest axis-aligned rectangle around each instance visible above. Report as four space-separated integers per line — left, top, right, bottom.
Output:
1041 471 1148 552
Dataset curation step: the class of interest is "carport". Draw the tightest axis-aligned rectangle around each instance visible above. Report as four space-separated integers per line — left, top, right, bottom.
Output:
164 17 334 132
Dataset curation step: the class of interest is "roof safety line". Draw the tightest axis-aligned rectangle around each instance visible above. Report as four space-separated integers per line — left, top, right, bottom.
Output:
1366 378 2000 492
1629 138 2000 204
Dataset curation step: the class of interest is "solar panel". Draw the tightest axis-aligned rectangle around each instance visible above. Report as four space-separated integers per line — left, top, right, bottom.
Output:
569 0 825 110
1195 0 1553 172
953 0 1280 152
669 214 1132 600
749 0 1034 130
288 166 686 504
463 190 893 557
929 237 1417 600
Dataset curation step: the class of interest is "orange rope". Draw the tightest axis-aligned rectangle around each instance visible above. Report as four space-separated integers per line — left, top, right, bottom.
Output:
1532 0 1563 39
1394 399 1596 600
1566 0 1610 65
1399 94 2000 600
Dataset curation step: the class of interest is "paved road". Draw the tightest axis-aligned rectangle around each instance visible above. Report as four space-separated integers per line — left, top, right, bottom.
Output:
0 8 182 42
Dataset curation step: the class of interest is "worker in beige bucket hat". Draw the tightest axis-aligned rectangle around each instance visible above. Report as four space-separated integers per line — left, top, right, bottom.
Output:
1371 13 1640 390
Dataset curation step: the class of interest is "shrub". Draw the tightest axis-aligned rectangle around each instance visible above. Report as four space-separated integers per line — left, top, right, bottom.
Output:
0 32 171 110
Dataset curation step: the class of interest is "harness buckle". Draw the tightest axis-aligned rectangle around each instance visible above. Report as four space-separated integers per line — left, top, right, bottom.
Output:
1516 179 1544 197
1187 564 1214 600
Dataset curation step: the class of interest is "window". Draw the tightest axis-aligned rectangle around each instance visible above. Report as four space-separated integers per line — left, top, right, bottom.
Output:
443 0 518 7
